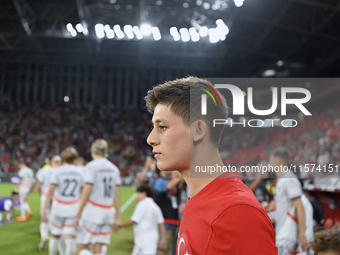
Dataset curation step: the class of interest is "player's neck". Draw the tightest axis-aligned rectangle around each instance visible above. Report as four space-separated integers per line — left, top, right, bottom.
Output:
181 148 224 198
92 155 104 160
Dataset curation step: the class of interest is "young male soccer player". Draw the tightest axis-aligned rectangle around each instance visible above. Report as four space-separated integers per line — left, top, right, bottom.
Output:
117 185 167 255
42 147 84 255
75 139 121 255
269 147 308 255
36 155 62 251
145 77 278 254
0 191 19 225
16 161 34 221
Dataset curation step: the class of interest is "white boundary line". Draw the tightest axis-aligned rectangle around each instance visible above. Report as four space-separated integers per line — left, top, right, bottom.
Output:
120 192 137 213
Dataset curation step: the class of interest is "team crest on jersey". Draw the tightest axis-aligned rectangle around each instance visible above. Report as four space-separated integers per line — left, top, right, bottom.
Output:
177 232 192 255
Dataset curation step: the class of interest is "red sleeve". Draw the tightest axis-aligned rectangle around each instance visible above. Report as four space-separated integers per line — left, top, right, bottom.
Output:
205 204 278 255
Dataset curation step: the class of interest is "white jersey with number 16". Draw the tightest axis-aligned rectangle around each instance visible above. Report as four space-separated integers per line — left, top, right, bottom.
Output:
82 158 121 225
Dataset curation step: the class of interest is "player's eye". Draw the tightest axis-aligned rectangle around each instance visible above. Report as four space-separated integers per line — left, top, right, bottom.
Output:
158 126 167 131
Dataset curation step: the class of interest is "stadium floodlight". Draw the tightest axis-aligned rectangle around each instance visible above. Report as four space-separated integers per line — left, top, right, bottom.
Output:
216 20 229 37
124 25 134 39
189 27 200 42
203 2 210 10
170 27 178 36
179 28 190 42
219 33 226 41
66 23 73 32
140 24 152 36
208 28 219 43
133 26 143 40
95 24 105 39
170 27 180 41
156 0 163 5
64 96 70 102
183 2 189 8
199 26 208 37
196 0 202 6
104 25 115 39
75 23 83 33
234 0 244 7
262 70 276 77
114 25 125 39
151 27 161 41
173 33 180 41
83 27 89 36
70 29 77 37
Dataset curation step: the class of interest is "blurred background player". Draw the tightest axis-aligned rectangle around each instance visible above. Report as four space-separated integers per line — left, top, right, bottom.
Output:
309 228 340 255
43 157 51 169
0 191 19 225
117 185 167 255
74 157 85 167
36 155 62 251
270 147 308 255
42 147 84 255
16 161 34 221
75 139 121 255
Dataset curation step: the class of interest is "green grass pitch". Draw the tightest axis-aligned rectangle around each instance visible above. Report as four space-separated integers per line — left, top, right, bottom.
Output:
0 183 137 255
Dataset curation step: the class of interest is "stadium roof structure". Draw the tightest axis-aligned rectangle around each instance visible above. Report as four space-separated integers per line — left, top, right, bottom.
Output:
0 0 340 77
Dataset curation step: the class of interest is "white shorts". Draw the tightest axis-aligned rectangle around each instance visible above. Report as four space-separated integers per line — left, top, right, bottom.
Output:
19 187 30 203
76 220 111 245
49 214 76 236
132 245 156 255
277 239 299 255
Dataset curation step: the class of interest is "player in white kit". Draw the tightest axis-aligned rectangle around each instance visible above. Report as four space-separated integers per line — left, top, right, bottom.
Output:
36 155 62 251
75 139 121 255
42 147 84 255
270 147 308 255
16 162 34 221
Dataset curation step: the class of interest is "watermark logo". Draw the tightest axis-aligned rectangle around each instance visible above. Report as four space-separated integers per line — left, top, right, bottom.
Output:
201 84 312 116
199 82 223 115
199 83 312 128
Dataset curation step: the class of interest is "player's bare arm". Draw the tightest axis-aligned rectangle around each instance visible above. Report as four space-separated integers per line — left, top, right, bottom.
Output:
42 184 56 222
158 223 167 250
74 183 93 229
117 219 135 228
113 186 121 231
292 197 307 251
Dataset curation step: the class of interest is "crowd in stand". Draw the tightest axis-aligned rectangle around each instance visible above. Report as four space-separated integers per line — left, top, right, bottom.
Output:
0 102 151 175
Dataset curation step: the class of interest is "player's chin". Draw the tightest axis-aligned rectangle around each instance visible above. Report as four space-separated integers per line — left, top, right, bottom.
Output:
157 162 176 172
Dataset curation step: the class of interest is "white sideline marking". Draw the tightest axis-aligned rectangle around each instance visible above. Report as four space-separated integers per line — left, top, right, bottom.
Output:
120 192 137 213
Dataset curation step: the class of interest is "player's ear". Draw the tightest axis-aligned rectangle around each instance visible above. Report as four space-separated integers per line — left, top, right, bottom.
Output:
192 119 208 142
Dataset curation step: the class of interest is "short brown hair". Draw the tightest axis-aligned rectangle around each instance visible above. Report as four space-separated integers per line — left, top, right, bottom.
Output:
309 228 340 255
61 147 79 164
144 76 228 147
271 147 291 166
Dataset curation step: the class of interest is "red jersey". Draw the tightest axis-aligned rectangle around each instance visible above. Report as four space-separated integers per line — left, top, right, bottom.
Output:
177 174 278 255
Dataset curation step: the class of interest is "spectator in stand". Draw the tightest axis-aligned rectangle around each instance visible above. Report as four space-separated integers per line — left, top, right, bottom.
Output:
137 155 157 187
153 168 183 255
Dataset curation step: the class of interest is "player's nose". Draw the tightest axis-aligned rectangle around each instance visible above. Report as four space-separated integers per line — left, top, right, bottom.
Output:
147 128 159 146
